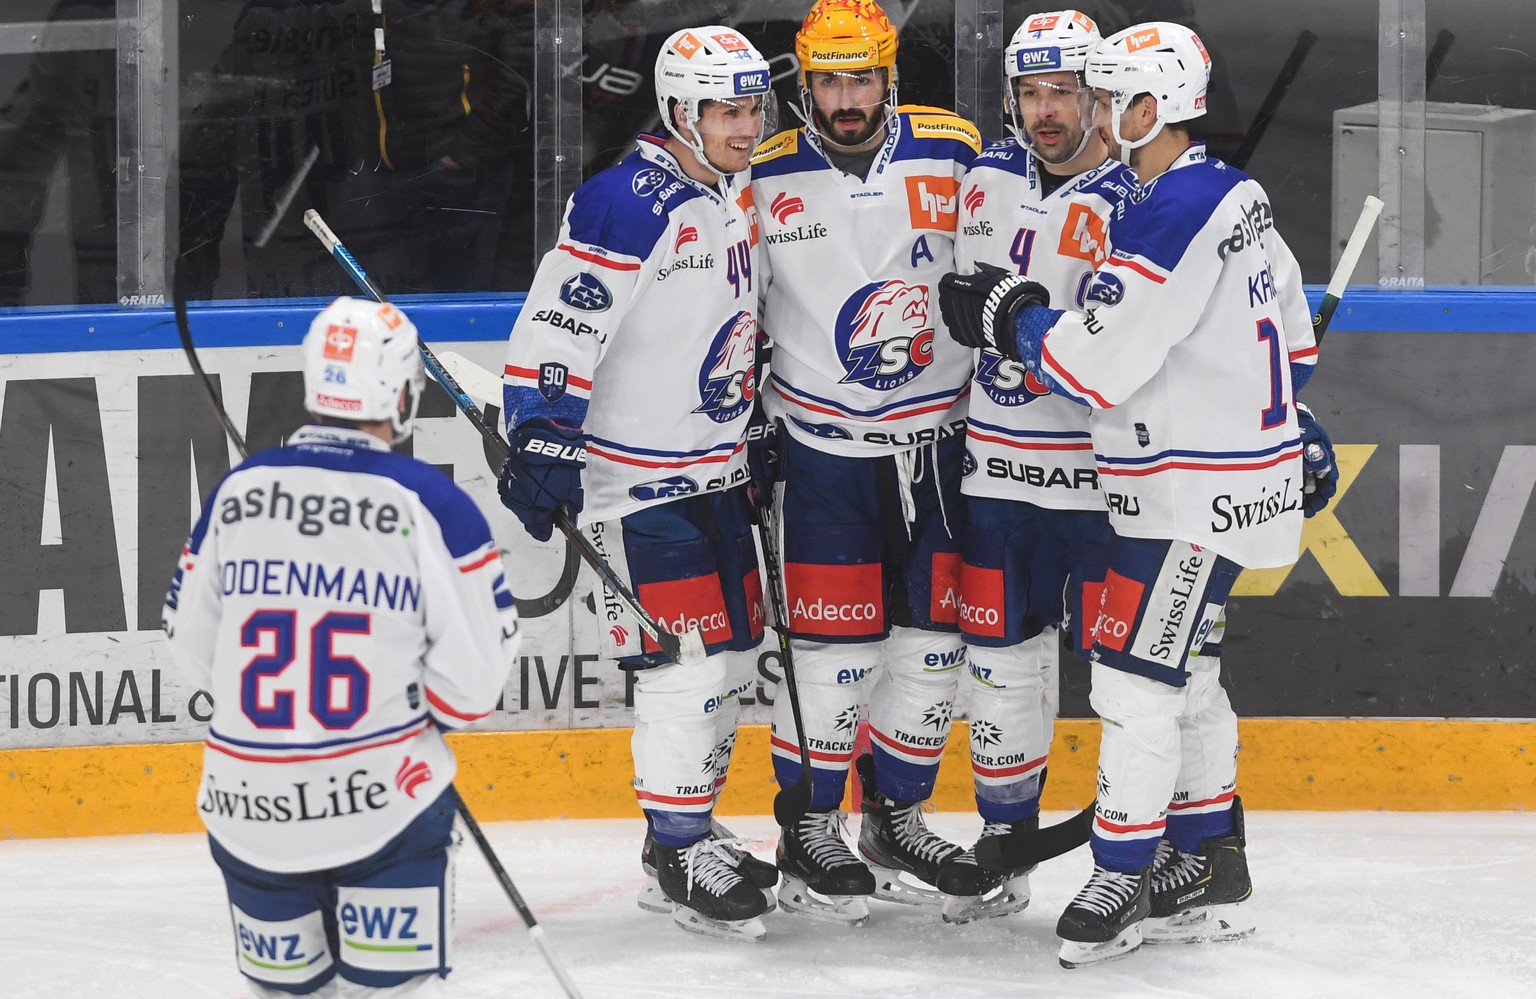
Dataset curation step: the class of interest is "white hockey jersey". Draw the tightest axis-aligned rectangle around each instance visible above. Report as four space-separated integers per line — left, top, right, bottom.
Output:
752 107 981 455
504 134 760 524
162 427 520 873
954 139 1137 509
1034 144 1317 568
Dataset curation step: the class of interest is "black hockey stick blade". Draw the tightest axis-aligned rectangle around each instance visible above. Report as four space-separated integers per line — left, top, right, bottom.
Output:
772 764 814 828
974 801 1096 870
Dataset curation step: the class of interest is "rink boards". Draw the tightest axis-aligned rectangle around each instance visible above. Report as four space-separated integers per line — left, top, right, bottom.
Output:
2 290 1534 837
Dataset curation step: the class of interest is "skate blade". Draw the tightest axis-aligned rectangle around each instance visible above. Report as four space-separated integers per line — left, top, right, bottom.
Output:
1058 924 1144 969
1143 903 1255 944
867 863 946 906
776 876 871 927
940 877 1032 925
636 877 672 914
671 906 767 942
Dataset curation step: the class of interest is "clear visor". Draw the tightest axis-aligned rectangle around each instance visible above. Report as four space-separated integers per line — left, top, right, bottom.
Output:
803 68 893 146
677 94 773 175
1009 73 1096 160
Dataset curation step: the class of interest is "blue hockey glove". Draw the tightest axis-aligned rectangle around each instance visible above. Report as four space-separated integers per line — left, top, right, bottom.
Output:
745 404 780 510
1296 403 1338 518
498 418 586 542
938 262 1052 361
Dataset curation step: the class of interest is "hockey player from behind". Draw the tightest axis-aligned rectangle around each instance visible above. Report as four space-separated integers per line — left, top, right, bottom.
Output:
938 23 1339 967
934 9 1138 926
497 27 778 940
751 0 981 922
162 297 521 997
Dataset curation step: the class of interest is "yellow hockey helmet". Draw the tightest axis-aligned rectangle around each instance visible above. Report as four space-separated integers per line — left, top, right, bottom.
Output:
795 0 898 82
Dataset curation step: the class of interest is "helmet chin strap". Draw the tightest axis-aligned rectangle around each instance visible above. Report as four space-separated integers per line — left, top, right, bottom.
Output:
1110 94 1166 152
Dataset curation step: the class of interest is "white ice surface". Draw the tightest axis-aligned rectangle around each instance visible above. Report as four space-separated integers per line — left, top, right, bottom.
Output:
3 811 1534 998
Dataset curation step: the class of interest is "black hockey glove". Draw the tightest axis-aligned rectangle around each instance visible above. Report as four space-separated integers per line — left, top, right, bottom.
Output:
745 402 781 512
938 262 1050 362
498 418 586 542
1296 403 1338 518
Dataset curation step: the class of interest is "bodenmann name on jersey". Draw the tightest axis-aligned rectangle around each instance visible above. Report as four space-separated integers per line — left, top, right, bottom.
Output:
220 480 403 537
222 558 421 613
656 253 714 281
1209 477 1299 532
764 222 828 245
199 769 388 824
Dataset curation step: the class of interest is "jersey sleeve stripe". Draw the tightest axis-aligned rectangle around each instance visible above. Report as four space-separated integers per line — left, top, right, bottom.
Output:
458 549 500 574
968 426 1094 452
1098 446 1301 477
1038 342 1111 409
425 686 493 723
588 441 744 468
1106 254 1168 284
1288 345 1318 362
505 364 594 391
557 242 642 271
206 719 432 762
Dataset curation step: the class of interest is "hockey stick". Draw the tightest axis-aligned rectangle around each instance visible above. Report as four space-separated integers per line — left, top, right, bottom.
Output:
170 259 586 999
1314 195 1384 342
251 143 319 249
752 479 816 826
301 209 706 669
1229 30 1317 172
974 801 1097 871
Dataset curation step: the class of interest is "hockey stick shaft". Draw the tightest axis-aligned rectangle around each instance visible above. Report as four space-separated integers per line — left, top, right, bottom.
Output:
172 255 585 999
1230 30 1317 171
1314 195 1383 342
753 488 815 826
301 209 704 668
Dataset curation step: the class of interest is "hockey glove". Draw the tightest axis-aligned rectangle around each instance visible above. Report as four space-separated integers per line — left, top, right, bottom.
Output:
745 403 781 511
1296 402 1338 518
497 418 586 542
938 263 1051 361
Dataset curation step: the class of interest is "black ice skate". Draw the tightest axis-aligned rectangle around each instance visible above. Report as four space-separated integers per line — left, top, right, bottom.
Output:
936 817 1037 924
651 837 770 941
1144 797 1255 944
855 754 964 905
639 820 778 914
1056 864 1151 968
776 809 876 925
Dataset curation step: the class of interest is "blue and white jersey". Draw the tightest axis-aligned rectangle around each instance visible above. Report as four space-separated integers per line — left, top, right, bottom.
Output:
504 133 760 524
162 426 519 873
955 138 1136 509
752 107 981 456
1034 144 1317 568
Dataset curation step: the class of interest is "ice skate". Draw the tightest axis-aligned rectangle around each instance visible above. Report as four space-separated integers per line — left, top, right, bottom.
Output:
855 754 964 905
639 820 778 913
1144 799 1255 944
776 809 875 925
936 818 1036 924
1056 864 1151 968
651 837 770 941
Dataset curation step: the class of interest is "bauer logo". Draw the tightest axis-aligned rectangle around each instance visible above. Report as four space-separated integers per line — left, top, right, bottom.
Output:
629 476 699 501
695 310 757 423
538 362 569 403
733 70 769 94
632 168 668 197
834 279 935 392
1015 46 1061 72
558 272 612 312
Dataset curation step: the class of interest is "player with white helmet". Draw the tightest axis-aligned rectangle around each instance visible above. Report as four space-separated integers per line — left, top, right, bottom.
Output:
939 21 1339 965
750 0 982 923
498 26 779 940
163 298 520 996
933 9 1140 926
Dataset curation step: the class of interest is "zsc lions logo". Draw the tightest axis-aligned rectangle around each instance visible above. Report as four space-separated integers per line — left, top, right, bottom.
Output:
694 310 757 424
834 279 935 391
558 272 612 312
975 349 1051 407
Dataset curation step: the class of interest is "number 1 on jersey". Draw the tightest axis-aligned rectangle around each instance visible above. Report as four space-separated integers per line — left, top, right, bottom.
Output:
1256 318 1287 429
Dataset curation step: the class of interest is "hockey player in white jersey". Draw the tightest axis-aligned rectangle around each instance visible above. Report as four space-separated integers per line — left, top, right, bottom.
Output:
162 298 521 997
933 9 1139 926
497 26 778 940
750 0 981 921
939 22 1339 966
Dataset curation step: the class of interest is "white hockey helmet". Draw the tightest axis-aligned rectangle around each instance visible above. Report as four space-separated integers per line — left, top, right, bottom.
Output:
302 296 425 444
1004 10 1102 159
1085 22 1211 151
654 26 773 175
